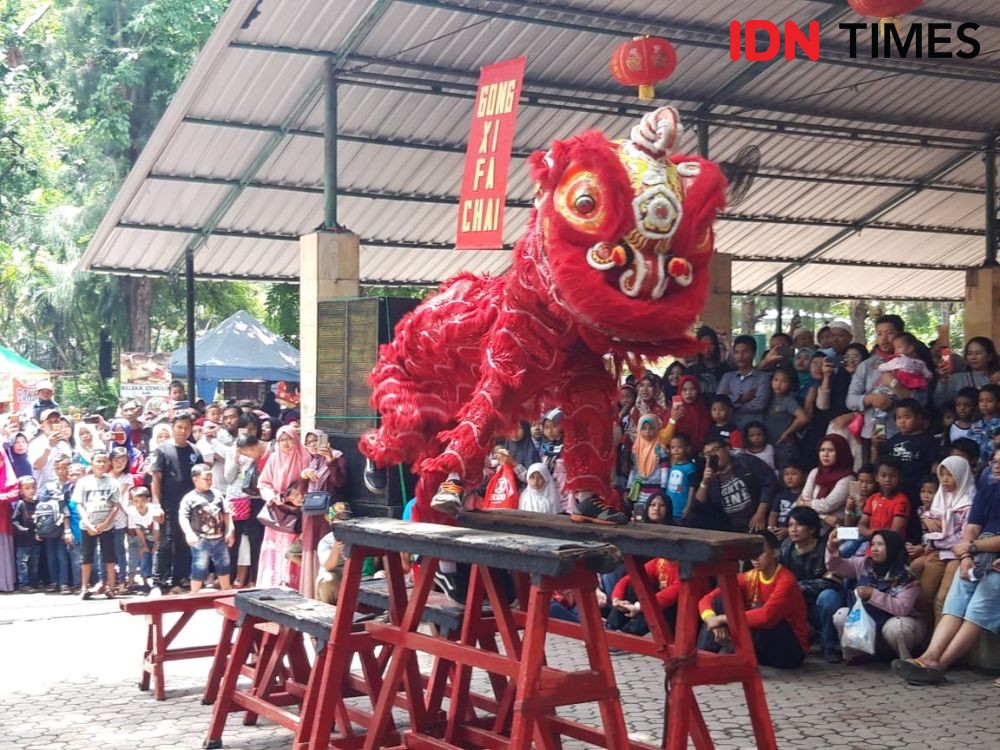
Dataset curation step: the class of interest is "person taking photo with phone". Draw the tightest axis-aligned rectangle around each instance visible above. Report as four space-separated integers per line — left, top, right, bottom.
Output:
688 436 776 533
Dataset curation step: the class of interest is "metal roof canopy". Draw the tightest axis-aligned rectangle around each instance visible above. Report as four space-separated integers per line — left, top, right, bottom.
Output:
79 0 1000 301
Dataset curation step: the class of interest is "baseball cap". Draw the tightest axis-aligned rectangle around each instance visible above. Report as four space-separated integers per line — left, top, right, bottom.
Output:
40 408 61 421
36 380 54 391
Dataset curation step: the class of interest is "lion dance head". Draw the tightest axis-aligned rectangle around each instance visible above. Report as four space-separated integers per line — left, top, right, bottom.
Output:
526 107 727 359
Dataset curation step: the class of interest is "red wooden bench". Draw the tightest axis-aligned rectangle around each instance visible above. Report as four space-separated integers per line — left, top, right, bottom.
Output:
120 589 248 701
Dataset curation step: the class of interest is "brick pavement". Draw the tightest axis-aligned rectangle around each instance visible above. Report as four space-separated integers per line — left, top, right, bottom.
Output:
1 590 998 749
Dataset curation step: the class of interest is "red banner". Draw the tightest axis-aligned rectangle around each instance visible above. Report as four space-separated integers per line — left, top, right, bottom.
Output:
456 56 526 250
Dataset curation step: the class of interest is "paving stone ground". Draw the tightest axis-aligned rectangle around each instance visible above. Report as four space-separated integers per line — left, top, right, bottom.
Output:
1 590 998 749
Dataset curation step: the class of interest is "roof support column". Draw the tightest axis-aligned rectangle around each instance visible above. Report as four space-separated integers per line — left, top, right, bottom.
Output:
985 137 998 268
775 274 784 335
698 120 710 159
324 59 339 229
185 247 197 401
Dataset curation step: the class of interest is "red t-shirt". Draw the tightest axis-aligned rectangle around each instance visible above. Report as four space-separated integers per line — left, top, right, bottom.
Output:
612 558 681 609
863 492 910 532
698 565 809 653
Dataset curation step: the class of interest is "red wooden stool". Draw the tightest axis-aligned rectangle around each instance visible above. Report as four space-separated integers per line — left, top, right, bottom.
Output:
120 589 244 701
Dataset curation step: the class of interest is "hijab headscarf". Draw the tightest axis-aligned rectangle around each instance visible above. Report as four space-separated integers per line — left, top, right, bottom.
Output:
258 425 313 501
109 418 140 467
6 432 33 478
673 375 711 451
632 414 661 477
814 434 855 498
75 423 98 464
926 455 975 543
863 530 913 589
503 421 541 470
518 463 561 514
797 349 820 399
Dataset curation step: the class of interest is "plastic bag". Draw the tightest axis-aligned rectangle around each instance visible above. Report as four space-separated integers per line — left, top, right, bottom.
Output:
480 462 519 510
841 598 877 655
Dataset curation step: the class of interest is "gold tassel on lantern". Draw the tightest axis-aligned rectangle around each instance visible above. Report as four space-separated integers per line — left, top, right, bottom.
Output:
638 83 655 100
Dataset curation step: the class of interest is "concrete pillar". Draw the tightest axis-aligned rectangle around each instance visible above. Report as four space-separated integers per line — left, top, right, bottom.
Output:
964 266 1000 343
700 252 732 337
299 230 360 431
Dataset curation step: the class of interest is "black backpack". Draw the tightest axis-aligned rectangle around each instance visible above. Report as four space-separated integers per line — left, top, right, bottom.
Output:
33 495 64 539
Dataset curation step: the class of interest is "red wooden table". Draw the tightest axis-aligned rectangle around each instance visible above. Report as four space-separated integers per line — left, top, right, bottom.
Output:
458 509 776 750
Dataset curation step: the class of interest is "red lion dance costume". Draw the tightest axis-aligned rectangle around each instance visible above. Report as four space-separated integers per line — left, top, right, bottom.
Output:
360 107 727 524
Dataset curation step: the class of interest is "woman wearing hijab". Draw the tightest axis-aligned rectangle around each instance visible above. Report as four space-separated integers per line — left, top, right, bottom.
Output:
658 375 711 454
257 425 313 589
827 528 923 663
299 429 348 598
6 433 34 479
517 463 561 515
108 419 144 477
798 434 855 530
74 423 99 467
913 456 974 625
0 447 19 592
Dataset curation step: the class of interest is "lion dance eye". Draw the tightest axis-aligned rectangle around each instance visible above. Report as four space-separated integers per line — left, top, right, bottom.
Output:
554 170 607 233
574 194 596 214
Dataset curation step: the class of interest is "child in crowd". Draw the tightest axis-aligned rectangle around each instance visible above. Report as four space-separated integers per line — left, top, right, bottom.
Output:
607 552 681 636
664 434 697 521
968 383 1000 469
33 485 69 593
764 367 809 470
878 332 933 391
906 474 939 573
875 398 939 542
706 395 744 451
74 451 122 599
12 476 40 592
743 421 775 471
108 447 135 593
768 461 806 541
627 415 668 514
178 464 234 593
518 463 561 515
944 387 978 448
858 459 910 541
841 464 878 556
948 437 981 475
126 486 160 592
540 409 569 510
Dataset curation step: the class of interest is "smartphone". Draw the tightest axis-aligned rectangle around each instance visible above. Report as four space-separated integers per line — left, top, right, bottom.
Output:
777 345 794 359
174 400 190 410
237 427 248 439
317 432 329 449
708 454 720 472
84 414 102 424
848 480 861 497
838 526 860 541
873 420 887 440
824 356 840 368
672 395 683 407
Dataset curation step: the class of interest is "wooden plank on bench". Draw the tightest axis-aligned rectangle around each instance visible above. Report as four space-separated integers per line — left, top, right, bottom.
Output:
120 588 239 616
457 509 763 563
358 577 466 635
334 517 621 577
235 588 378 642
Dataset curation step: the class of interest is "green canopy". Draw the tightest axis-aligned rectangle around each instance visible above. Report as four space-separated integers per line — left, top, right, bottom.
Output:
0 345 45 374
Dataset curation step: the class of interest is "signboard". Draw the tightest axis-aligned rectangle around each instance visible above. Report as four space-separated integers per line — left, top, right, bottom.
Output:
120 352 171 411
455 56 526 250
12 376 44 414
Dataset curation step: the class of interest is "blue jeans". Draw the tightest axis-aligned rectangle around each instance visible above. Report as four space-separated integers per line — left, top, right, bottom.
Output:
190 538 230 582
42 537 71 587
15 543 40 587
814 588 844 651
128 536 153 580
549 601 580 623
66 541 82 587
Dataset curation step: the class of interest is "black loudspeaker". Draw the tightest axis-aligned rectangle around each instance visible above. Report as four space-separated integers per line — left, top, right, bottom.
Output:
99 329 113 379
317 297 420 515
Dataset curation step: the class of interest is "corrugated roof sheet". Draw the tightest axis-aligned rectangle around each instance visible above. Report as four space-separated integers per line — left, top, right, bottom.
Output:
80 0 1000 300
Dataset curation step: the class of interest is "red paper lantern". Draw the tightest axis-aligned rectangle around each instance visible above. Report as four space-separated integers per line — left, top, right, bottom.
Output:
847 0 923 19
609 36 677 101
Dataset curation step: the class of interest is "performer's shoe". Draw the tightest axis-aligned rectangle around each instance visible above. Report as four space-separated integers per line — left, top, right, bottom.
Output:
430 479 464 517
571 494 628 525
363 457 387 493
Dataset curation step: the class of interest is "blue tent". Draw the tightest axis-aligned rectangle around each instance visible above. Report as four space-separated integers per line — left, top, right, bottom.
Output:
169 310 299 400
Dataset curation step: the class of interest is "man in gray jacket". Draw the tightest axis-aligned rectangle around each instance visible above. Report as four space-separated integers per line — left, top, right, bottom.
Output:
845 315 928 443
